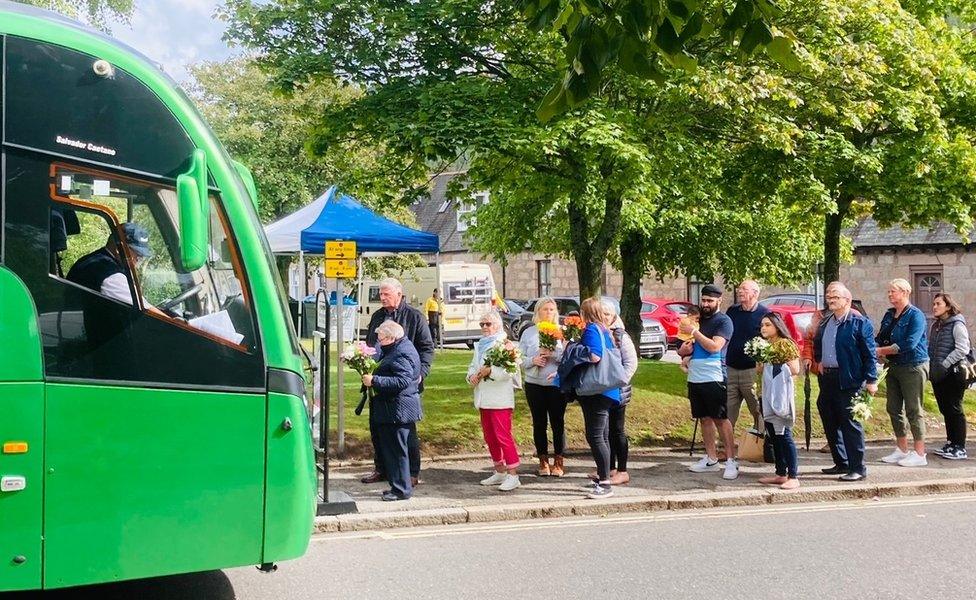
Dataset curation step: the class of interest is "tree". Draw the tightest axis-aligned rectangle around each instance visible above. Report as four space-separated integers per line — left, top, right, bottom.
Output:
519 0 802 119
221 0 824 344
189 57 428 285
689 0 976 284
16 0 134 29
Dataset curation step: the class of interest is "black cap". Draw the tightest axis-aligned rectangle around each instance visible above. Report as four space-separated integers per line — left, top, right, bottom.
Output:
700 284 723 298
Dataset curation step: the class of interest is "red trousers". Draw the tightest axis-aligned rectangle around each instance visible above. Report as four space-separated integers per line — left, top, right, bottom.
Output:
479 408 520 468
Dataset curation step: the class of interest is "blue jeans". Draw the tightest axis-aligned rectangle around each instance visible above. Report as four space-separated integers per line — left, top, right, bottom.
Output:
764 422 798 478
817 370 867 476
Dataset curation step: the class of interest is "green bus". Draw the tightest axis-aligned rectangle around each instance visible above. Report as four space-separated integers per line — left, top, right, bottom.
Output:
0 0 316 591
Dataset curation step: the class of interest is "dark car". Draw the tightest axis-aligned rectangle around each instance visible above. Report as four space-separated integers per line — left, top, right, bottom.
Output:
500 299 530 339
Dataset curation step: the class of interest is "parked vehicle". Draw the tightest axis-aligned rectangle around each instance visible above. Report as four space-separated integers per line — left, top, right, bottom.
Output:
0 2 314 590
767 305 816 356
761 293 866 316
500 298 529 339
640 297 695 348
639 317 668 360
357 263 496 346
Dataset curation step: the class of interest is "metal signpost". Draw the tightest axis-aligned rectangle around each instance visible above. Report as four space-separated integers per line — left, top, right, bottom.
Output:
325 241 356 455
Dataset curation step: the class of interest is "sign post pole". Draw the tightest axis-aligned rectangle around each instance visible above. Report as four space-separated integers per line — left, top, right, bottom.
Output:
324 241 358 458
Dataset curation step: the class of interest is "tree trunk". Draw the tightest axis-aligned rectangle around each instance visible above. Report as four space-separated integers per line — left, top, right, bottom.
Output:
619 231 646 347
275 255 293 293
567 184 625 301
823 195 851 285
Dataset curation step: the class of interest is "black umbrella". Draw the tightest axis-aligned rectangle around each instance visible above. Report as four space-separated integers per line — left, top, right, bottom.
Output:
803 366 812 451
689 419 699 456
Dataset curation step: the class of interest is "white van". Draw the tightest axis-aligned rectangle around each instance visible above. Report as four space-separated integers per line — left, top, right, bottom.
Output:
357 263 496 346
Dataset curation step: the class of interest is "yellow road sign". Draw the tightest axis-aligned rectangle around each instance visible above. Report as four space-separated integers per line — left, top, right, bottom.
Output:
325 241 357 259
325 258 357 278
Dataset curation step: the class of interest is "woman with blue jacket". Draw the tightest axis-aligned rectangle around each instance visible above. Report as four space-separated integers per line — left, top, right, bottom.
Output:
875 278 930 467
574 297 621 499
362 320 423 501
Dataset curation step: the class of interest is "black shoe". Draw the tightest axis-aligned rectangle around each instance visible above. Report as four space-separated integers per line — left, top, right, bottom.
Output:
381 491 408 501
821 465 848 475
838 472 866 482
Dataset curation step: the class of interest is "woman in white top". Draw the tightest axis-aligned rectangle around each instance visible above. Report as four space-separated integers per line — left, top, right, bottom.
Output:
518 298 568 477
468 310 522 491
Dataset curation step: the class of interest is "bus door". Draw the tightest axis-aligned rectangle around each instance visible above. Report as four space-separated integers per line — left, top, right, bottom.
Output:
0 268 45 592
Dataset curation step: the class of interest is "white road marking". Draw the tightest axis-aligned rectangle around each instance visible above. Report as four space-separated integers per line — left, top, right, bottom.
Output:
311 493 976 542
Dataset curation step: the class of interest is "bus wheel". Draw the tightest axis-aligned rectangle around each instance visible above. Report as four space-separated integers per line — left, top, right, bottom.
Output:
466 340 475 349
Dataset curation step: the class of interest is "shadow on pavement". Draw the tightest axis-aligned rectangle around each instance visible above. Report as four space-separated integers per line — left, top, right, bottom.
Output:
1 570 236 599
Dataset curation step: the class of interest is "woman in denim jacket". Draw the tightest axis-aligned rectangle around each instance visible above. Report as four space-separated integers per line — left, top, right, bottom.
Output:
875 279 930 467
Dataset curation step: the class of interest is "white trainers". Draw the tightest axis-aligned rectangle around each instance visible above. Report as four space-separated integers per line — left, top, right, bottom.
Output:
498 474 521 491
480 472 507 486
689 457 722 473
723 459 740 480
881 449 911 463
897 451 928 467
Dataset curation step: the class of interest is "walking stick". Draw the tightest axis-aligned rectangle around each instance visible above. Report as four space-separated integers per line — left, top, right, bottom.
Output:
689 418 699 456
803 366 812 451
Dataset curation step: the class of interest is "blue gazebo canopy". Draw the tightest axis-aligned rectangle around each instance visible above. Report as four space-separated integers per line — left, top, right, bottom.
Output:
264 185 440 254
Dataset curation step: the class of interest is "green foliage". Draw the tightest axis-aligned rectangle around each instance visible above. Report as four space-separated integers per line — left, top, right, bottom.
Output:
15 0 133 30
692 0 976 281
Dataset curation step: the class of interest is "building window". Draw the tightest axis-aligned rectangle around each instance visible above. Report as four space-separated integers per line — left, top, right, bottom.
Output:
456 191 489 232
537 260 552 297
911 267 943 316
686 275 705 304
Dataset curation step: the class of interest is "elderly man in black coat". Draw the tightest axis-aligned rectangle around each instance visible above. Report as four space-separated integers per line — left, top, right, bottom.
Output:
362 320 422 501
361 278 434 485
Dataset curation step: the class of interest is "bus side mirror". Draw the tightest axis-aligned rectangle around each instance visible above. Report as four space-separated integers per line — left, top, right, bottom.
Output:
177 149 209 271
233 160 259 213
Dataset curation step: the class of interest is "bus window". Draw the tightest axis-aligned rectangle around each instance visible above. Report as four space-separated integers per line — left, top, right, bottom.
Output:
50 164 256 348
3 150 265 388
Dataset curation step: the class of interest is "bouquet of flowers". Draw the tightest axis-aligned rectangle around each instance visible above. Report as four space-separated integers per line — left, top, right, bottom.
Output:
482 339 522 381
341 341 378 375
563 315 586 343
766 338 799 364
342 341 378 416
851 368 888 422
743 336 771 362
537 321 564 351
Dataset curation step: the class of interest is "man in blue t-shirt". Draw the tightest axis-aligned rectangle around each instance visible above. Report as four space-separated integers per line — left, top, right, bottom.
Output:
725 280 771 430
678 284 738 480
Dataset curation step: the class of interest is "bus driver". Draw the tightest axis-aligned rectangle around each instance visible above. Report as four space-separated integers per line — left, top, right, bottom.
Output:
67 222 154 307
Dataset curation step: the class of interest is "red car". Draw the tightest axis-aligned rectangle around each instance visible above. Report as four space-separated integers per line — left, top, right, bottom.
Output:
640 297 696 348
767 305 817 355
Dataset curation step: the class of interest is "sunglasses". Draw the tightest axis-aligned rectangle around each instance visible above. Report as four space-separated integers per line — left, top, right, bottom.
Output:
479 322 493 327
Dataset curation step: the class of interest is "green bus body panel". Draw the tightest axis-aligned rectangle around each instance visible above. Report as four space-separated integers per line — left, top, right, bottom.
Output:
0 384 44 592
43 383 266 589
0 12 301 376
0 268 44 591
0 267 44 381
264 392 316 562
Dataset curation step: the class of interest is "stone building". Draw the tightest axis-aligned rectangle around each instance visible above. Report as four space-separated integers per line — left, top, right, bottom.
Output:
414 173 974 333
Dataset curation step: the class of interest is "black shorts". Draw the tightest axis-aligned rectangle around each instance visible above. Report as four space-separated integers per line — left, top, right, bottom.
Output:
688 382 728 420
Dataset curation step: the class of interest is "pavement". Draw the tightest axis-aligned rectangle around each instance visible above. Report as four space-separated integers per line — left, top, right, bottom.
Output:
315 440 976 533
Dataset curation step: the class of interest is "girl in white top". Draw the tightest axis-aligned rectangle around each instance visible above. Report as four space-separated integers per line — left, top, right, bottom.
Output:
757 312 802 490
518 298 568 476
